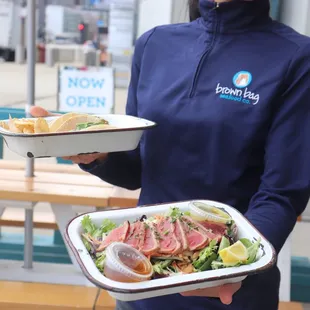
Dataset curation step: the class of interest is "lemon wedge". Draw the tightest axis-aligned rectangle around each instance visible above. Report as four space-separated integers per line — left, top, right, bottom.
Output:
219 241 248 265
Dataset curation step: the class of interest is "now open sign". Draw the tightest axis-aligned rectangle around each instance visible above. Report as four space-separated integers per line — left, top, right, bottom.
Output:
58 67 115 114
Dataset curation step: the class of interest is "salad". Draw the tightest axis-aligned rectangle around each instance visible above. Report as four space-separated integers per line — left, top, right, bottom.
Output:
81 207 261 279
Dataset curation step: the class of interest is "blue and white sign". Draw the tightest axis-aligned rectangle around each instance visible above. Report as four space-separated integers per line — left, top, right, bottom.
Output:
58 66 114 114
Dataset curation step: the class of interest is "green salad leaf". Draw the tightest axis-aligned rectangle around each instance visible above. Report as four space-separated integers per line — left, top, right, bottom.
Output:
76 120 108 131
211 260 242 270
81 215 98 235
218 236 230 252
95 252 106 273
81 216 116 239
166 207 183 219
100 219 117 235
246 238 261 264
152 259 174 275
193 240 218 271
239 238 253 248
82 237 91 252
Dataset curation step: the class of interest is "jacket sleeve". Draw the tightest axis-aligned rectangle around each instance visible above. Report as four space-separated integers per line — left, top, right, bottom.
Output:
245 45 310 253
79 29 155 190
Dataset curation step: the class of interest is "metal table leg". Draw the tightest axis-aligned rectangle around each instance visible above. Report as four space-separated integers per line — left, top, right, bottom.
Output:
51 203 80 268
0 206 6 237
23 208 34 269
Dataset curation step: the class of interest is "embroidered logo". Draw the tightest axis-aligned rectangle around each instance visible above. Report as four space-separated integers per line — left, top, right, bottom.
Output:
233 71 252 88
215 71 259 105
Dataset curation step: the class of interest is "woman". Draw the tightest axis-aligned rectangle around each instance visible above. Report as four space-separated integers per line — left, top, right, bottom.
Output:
32 0 310 309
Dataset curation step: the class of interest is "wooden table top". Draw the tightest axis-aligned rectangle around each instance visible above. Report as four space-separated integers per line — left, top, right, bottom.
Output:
0 160 139 208
0 281 99 310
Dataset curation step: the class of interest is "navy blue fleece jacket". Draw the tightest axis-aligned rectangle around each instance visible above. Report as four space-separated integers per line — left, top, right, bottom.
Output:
81 0 310 309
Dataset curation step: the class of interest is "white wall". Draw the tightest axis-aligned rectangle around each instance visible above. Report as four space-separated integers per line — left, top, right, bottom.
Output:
280 0 310 35
137 0 188 38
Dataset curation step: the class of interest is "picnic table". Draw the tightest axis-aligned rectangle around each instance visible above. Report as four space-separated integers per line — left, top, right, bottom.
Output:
0 159 139 284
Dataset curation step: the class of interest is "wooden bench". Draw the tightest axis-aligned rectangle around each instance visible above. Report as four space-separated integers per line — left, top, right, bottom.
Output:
279 302 304 310
0 281 99 310
95 290 116 310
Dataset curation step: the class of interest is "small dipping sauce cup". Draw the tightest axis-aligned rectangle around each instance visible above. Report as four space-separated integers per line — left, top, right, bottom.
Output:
104 242 153 283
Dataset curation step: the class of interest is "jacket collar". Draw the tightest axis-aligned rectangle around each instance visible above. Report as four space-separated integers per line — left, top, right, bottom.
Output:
198 0 272 33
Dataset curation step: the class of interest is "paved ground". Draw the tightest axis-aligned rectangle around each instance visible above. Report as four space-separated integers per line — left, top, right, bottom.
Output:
0 63 310 307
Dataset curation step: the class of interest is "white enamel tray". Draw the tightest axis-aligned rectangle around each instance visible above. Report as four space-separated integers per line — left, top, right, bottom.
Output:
0 114 156 158
65 200 276 302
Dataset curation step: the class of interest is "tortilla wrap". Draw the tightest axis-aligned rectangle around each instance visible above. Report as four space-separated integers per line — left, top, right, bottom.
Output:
54 115 106 132
80 124 117 131
49 113 86 132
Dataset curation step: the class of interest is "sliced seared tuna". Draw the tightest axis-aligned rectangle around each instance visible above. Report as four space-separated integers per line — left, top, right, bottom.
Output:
180 217 209 251
182 216 221 246
155 217 181 254
125 221 146 251
96 221 129 252
175 219 188 251
198 221 227 237
141 222 159 256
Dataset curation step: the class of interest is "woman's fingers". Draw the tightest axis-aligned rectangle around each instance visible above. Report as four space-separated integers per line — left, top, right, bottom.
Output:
61 153 107 165
30 106 60 117
219 283 242 305
180 282 242 305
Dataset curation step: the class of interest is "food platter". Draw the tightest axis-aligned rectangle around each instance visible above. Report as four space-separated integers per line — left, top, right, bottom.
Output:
65 200 276 301
0 113 156 158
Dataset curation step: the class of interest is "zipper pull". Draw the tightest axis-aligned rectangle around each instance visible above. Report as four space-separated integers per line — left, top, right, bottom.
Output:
212 2 220 10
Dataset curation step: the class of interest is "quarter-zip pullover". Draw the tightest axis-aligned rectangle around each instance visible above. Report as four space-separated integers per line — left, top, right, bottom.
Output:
81 0 310 309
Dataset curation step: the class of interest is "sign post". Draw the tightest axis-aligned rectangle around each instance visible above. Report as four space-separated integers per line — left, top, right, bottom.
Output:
58 66 115 114
24 0 36 270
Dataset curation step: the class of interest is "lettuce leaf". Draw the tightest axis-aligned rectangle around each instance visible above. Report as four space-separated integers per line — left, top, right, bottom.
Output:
152 259 174 275
81 215 97 235
246 238 261 264
211 260 242 270
81 216 116 239
95 252 106 273
193 240 218 270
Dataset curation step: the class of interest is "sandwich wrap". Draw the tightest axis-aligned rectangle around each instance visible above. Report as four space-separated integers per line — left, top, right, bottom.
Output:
54 115 110 132
49 113 85 132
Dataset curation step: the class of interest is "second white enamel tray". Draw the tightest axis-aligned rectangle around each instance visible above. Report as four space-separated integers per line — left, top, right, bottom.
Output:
65 200 277 302
0 114 156 158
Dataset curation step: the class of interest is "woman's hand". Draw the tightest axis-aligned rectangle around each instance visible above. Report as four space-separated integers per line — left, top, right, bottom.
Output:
30 106 60 117
61 153 108 165
29 106 108 165
181 282 241 305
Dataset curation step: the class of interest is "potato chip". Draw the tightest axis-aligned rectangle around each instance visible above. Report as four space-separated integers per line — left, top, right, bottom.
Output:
34 118 50 133
15 119 35 127
8 117 23 133
0 121 9 130
23 126 35 134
